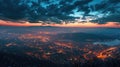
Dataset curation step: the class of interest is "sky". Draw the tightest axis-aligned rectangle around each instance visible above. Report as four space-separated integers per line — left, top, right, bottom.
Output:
0 0 120 27
0 20 120 28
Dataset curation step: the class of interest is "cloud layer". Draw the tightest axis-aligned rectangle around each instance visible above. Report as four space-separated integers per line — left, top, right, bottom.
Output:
0 0 120 23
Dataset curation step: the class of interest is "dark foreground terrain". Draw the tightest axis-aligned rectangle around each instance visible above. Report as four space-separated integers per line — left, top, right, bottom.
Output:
0 26 120 67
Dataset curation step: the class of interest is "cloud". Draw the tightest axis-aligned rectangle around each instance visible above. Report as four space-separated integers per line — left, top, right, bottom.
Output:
0 0 119 23
94 39 120 46
92 13 120 24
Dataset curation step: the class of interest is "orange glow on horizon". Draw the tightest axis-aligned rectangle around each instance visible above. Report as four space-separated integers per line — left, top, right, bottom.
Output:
55 22 120 28
0 20 120 28
0 20 43 26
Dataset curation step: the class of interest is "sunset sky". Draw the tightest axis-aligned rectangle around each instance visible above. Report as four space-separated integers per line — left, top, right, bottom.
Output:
0 0 120 27
0 20 120 28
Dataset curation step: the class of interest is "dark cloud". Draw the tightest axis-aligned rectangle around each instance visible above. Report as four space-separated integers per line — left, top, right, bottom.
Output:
109 0 120 3
0 0 120 23
92 13 120 24
0 0 27 19
91 0 120 23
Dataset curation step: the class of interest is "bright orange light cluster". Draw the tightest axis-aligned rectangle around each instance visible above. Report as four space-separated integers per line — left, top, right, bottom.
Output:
19 34 51 42
54 41 74 48
97 47 117 59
